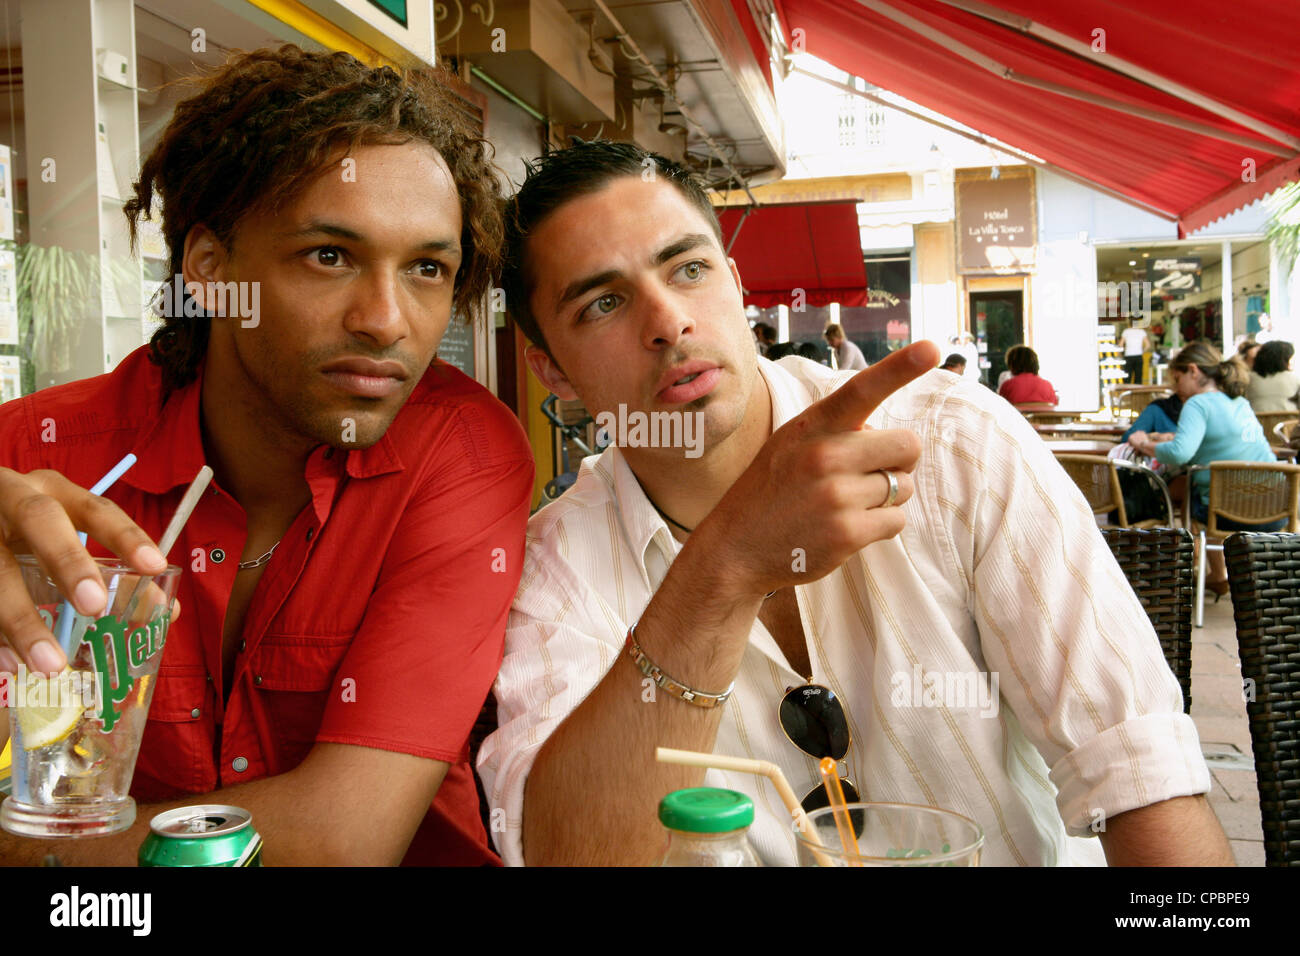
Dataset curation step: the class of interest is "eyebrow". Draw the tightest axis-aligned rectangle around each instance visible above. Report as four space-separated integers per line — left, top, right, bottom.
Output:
282 220 461 257
555 232 718 308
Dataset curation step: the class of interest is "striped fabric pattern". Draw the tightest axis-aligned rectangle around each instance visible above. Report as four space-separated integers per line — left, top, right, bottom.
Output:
478 358 1211 866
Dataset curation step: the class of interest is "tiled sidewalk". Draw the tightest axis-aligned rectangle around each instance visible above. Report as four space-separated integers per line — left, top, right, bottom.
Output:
1191 591 1265 866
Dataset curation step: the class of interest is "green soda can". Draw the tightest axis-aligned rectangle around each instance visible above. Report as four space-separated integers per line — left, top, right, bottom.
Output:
138 805 263 867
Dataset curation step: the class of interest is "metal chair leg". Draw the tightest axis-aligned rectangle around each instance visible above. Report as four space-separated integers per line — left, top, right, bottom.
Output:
1195 529 1207 628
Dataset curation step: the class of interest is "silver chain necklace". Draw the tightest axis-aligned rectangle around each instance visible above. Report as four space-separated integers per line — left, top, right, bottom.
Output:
238 540 281 570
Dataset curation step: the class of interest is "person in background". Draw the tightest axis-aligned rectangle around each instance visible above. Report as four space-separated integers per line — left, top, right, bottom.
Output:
1245 340 1300 413
1120 319 1149 384
796 341 828 364
1122 393 1183 445
1256 313 1275 345
1236 338 1261 370
764 341 798 361
752 322 777 355
823 323 868 371
1129 342 1279 597
950 333 981 382
939 353 967 375
997 345 1058 406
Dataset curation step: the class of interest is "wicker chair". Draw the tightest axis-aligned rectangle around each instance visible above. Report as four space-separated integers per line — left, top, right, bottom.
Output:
1274 420 1299 444
1100 528 1194 713
1185 462 1300 627
1054 454 1174 528
1256 411 1299 441
1224 532 1300 865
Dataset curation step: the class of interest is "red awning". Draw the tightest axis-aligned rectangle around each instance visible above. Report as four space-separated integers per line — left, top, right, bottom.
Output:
717 201 868 307
772 0 1300 235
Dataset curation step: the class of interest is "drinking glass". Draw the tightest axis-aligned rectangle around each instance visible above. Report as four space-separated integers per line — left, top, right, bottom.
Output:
793 802 984 866
1 556 181 838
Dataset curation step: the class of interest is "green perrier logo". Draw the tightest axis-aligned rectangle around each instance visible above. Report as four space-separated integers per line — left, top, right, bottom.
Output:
80 612 170 733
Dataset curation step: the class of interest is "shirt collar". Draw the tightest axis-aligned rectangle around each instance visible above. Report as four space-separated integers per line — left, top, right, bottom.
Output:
604 356 815 577
123 355 404 495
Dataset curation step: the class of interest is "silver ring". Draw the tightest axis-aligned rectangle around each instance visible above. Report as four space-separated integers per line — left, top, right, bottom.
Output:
881 470 899 508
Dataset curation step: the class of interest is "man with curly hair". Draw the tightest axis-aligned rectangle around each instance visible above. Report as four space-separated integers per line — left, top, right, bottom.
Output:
0 46 532 865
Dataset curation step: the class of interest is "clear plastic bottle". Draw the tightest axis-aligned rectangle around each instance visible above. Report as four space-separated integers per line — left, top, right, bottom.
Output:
657 788 762 866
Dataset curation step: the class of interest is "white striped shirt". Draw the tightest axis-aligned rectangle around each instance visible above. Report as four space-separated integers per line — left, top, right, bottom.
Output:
478 357 1210 866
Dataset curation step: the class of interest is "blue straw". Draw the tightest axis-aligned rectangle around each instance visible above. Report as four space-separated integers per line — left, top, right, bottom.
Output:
53 453 138 659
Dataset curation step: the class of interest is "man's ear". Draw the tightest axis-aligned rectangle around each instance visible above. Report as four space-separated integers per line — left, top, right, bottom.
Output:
524 345 579 401
181 224 230 314
727 257 744 295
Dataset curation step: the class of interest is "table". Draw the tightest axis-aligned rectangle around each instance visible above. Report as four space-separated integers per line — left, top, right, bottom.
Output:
1022 409 1094 423
1035 422 1127 437
1046 440 1117 454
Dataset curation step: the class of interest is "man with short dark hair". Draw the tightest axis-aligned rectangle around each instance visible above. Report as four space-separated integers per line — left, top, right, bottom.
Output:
0 46 532 865
940 353 968 374
479 141 1231 867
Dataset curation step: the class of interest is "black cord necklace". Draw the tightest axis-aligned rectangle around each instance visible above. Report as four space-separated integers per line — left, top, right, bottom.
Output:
645 491 777 600
647 497 694 534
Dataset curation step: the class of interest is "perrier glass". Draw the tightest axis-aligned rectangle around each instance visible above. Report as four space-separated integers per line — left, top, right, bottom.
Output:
2 557 181 839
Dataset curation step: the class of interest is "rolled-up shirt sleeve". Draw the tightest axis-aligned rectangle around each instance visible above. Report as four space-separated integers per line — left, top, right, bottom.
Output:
476 527 625 866
932 386 1210 836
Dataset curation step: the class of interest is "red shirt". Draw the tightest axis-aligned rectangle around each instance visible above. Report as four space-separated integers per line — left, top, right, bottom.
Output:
998 372 1058 406
0 346 533 865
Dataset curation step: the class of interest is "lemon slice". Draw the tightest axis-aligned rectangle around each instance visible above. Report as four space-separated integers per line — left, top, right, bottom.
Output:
16 671 87 750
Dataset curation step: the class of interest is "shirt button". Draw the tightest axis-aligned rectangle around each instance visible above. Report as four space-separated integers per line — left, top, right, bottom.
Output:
210 547 226 564
231 757 248 773
306 528 314 542
254 675 263 686
239 639 246 653
190 708 201 719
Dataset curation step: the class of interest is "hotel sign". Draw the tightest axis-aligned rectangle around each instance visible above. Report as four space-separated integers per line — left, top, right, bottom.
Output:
956 169 1037 274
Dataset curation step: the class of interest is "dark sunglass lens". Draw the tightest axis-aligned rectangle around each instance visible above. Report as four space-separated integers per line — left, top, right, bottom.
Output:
801 781 865 839
780 685 850 759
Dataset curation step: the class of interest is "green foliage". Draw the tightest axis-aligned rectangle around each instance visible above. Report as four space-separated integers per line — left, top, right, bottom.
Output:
1266 181 1300 272
0 240 140 383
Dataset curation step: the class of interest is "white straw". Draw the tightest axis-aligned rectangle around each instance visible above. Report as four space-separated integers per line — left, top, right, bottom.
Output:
655 746 832 863
121 466 213 623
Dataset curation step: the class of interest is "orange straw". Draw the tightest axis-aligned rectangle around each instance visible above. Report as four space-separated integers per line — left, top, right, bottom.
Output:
819 757 860 866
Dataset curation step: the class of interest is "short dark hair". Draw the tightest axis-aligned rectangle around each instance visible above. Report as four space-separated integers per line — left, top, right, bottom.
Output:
941 353 967 369
1005 345 1039 376
127 44 503 400
501 140 721 353
1253 339 1295 377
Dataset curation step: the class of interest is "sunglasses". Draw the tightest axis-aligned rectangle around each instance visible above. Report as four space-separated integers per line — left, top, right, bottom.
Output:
779 684 865 836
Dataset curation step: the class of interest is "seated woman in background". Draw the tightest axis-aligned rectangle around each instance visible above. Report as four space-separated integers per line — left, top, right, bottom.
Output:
1129 341 1281 596
997 345 1058 406
1122 393 1183 445
1236 338 1261 370
1245 340 1299 412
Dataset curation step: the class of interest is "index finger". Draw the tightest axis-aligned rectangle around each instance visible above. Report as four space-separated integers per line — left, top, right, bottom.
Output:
811 340 941 432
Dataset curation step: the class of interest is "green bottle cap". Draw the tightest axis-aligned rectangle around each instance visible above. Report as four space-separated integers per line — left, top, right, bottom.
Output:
658 788 755 833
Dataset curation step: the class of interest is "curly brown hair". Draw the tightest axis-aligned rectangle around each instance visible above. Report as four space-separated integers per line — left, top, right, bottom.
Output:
125 44 503 398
